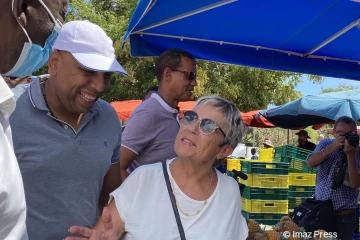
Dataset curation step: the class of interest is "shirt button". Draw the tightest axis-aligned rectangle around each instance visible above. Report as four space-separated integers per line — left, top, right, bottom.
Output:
64 125 69 129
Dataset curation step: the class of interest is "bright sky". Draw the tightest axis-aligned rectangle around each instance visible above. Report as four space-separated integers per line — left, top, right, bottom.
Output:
296 75 360 96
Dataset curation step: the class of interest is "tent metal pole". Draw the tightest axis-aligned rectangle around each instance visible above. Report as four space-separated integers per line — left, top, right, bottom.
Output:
304 18 360 57
132 0 236 34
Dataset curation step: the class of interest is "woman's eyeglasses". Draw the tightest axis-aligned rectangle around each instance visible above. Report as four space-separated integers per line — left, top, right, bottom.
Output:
171 69 197 81
181 111 226 137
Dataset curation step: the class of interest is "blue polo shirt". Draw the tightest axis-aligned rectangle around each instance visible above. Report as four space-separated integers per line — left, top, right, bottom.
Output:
9 78 122 240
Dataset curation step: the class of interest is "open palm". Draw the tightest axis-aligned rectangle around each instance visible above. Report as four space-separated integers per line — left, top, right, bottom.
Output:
65 207 117 240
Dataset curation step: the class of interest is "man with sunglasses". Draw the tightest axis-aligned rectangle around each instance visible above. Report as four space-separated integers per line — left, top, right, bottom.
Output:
9 20 127 239
0 0 68 239
120 48 197 181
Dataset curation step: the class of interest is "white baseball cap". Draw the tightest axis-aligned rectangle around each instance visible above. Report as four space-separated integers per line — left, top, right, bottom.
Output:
53 20 128 75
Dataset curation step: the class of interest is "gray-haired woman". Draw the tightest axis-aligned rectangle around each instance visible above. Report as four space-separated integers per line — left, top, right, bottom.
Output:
66 96 249 240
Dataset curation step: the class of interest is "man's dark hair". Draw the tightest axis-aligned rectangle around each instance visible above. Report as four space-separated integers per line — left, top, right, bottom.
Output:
251 148 256 153
154 48 195 81
143 86 158 100
334 116 357 131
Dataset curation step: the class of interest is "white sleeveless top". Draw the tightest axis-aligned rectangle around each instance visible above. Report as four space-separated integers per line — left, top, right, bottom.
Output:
110 159 248 240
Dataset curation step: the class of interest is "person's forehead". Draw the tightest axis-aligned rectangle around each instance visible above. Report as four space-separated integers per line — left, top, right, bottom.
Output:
336 122 356 131
195 104 227 127
180 57 196 69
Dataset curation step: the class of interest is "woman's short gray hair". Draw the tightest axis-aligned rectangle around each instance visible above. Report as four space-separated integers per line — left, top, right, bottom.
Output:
194 96 246 149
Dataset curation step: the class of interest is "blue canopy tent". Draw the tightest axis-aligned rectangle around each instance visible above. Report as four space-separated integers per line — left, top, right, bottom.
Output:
258 89 360 129
123 0 360 80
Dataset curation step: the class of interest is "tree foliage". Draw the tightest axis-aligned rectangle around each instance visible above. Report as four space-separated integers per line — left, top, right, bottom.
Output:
321 84 357 94
35 0 325 112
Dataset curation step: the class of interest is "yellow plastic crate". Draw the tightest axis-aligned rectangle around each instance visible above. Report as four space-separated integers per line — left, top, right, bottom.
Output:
239 174 289 188
258 148 274 161
227 159 241 171
242 198 288 214
289 173 316 186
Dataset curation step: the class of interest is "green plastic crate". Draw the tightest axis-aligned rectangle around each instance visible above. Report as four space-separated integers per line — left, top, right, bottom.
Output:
289 186 315 198
240 160 289 175
289 159 316 174
288 197 307 209
242 187 289 200
242 211 287 225
272 156 316 174
273 145 315 174
273 145 312 161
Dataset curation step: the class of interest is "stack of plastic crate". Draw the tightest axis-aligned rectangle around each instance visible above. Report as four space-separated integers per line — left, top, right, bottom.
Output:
258 148 274 161
273 145 316 211
226 157 241 173
239 159 290 225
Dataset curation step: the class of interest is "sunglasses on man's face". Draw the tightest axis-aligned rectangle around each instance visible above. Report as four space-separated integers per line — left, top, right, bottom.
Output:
181 111 226 137
171 68 197 81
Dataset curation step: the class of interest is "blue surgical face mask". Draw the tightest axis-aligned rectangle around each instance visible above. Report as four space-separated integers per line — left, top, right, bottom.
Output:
4 0 62 77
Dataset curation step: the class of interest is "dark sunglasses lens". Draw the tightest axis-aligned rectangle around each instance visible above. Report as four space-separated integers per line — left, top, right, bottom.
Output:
200 119 216 134
183 111 197 123
189 72 196 80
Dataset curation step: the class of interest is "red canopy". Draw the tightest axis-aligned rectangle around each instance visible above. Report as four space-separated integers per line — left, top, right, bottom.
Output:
240 110 275 128
110 100 195 121
110 100 274 128
111 100 142 121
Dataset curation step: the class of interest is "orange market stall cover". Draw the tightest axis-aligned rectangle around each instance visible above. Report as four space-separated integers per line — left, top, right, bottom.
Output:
111 100 274 128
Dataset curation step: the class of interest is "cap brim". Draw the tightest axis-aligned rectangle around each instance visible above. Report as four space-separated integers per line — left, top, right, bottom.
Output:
263 143 274 147
296 132 310 138
72 53 128 76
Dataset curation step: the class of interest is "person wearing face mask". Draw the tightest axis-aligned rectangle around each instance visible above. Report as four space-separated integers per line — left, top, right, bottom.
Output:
0 0 68 239
10 20 127 240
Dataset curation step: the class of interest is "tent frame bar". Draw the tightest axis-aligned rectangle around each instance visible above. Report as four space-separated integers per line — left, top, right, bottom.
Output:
131 0 236 34
304 18 360 57
135 32 360 64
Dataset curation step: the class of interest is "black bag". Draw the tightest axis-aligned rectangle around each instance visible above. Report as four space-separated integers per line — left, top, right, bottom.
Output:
292 198 337 232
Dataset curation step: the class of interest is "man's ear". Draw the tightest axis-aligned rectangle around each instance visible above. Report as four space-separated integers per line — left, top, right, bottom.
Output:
12 0 28 28
47 51 60 75
163 67 172 83
216 145 233 160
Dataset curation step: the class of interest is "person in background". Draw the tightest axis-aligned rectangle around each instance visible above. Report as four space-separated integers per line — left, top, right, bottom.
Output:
3 75 32 88
251 148 258 160
307 116 360 240
66 96 249 240
0 0 68 239
120 48 197 181
317 133 324 144
122 86 159 133
10 20 127 239
263 137 274 148
142 85 158 101
3 75 36 101
296 130 316 151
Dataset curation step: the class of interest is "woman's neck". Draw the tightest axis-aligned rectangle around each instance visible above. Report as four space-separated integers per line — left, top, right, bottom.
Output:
170 157 217 201
172 157 214 183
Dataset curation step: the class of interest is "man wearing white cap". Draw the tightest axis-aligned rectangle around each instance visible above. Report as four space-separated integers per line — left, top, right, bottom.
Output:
10 20 127 239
